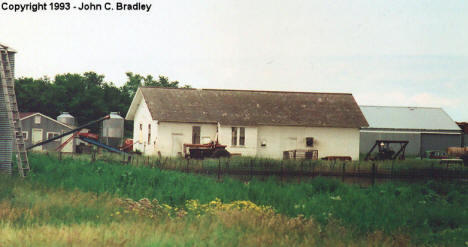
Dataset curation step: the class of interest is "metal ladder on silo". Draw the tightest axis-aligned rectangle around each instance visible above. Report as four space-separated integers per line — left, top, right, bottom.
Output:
0 47 30 177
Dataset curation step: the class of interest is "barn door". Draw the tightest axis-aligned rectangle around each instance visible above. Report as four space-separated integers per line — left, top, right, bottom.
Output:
171 133 183 157
61 130 74 153
31 129 43 152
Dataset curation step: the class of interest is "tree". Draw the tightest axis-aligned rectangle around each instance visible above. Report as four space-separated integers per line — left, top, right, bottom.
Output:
15 71 191 136
121 72 190 99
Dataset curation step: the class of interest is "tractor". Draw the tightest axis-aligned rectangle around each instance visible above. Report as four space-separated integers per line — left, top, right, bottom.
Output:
364 140 409 161
183 139 230 159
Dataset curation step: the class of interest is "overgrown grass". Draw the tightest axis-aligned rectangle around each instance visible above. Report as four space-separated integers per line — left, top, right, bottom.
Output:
1 175 406 247
6 153 468 246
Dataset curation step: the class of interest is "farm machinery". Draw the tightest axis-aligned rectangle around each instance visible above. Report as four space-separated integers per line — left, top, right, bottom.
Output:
364 140 408 161
183 138 230 159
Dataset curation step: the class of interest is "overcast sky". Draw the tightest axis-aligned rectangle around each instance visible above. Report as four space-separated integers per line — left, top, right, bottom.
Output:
1 0 467 121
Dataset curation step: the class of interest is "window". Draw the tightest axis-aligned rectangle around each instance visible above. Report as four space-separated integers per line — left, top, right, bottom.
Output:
239 127 245 146
306 137 314 147
192 126 201 144
16 131 28 140
231 127 237 146
34 116 41 124
231 127 245 146
148 124 151 144
139 123 143 131
47 132 60 141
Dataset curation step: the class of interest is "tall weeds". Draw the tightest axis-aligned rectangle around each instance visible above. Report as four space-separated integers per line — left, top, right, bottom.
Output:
11 153 468 246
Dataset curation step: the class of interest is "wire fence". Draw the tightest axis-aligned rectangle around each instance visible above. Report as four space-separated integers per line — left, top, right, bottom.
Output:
45 152 468 185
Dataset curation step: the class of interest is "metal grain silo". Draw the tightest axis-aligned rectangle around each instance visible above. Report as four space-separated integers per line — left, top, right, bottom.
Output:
101 112 124 148
57 112 75 127
0 44 16 174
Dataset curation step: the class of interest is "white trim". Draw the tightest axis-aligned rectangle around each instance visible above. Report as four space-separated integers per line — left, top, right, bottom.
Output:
22 131 28 140
231 126 246 147
46 131 60 141
20 113 73 129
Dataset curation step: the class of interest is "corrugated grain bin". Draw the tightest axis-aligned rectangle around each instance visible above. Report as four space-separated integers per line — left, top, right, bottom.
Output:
101 112 124 148
57 112 75 127
0 45 15 174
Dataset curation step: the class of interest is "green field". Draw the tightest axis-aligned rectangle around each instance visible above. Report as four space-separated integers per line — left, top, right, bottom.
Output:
0 154 467 246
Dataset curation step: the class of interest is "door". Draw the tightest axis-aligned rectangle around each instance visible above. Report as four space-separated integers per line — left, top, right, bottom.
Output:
192 126 201 144
61 130 74 153
31 129 43 152
171 133 184 156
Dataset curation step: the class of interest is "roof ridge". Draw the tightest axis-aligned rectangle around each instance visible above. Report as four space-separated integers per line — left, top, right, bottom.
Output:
140 86 352 95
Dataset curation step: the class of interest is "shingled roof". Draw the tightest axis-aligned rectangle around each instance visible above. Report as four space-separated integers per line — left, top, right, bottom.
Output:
127 87 368 128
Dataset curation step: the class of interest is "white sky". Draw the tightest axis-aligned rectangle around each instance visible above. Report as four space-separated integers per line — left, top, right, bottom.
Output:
1 0 467 120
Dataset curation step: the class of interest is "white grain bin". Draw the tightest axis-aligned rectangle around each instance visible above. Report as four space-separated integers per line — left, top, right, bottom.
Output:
101 112 124 148
57 112 75 127
0 44 16 174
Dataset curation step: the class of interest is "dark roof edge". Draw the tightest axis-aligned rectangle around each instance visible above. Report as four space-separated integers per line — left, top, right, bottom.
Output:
140 86 352 95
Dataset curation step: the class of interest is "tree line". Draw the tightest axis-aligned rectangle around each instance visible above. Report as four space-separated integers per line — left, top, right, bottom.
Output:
15 71 190 135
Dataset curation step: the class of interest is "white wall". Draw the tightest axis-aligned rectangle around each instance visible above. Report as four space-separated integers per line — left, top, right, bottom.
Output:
218 126 258 156
132 98 157 154
256 126 360 160
157 122 218 156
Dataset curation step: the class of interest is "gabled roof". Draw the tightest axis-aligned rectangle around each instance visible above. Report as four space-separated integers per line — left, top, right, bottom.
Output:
20 112 73 129
126 87 369 128
360 106 461 131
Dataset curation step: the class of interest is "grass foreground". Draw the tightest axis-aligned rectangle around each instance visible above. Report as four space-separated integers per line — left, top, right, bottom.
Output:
0 153 466 246
0 180 407 247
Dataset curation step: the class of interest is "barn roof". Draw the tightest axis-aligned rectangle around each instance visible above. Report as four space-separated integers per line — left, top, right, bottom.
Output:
19 112 73 129
360 106 461 131
126 87 368 128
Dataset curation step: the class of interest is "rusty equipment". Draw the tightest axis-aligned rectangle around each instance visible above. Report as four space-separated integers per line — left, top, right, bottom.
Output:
183 139 230 159
364 140 408 161
322 156 352 161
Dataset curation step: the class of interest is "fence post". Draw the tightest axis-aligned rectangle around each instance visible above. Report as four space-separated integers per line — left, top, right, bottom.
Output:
186 158 190 173
372 163 376 186
431 162 435 179
311 161 315 177
250 158 253 180
391 160 395 179
281 161 284 185
342 162 345 182
217 158 221 182
299 160 304 183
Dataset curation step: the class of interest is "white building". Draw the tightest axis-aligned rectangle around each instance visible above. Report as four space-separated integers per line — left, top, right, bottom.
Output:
125 87 368 160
